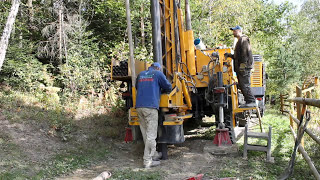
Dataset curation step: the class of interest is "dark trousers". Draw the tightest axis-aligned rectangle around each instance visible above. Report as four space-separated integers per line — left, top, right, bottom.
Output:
237 70 256 103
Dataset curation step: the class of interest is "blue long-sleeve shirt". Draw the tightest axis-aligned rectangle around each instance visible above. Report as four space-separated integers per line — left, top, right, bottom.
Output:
135 67 172 109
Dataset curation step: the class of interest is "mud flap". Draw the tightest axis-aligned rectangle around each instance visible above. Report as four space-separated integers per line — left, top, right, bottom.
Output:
157 125 185 144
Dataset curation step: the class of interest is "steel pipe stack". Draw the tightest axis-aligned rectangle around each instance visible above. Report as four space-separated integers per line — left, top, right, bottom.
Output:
112 60 128 76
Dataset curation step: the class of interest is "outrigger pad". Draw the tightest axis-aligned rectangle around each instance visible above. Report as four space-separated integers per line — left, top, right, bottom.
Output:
213 128 232 146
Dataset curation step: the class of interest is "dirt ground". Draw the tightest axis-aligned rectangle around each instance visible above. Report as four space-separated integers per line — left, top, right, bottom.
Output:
0 109 257 179
56 139 241 180
55 122 250 180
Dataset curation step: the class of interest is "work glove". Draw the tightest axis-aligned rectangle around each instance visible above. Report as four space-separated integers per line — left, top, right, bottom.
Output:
239 63 246 71
224 53 232 58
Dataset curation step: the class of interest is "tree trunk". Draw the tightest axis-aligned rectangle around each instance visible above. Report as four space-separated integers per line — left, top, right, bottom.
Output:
27 0 34 22
140 3 145 46
19 10 22 48
0 0 21 71
58 2 63 64
62 12 68 65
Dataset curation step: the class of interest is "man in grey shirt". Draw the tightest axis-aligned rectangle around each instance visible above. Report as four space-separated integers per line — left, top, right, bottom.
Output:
225 25 256 107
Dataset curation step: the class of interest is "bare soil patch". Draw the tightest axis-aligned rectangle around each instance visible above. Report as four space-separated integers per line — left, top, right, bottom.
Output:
57 137 245 180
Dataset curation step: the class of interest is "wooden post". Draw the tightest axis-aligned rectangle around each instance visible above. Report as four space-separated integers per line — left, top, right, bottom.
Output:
290 111 293 128
290 126 320 180
256 107 263 132
267 126 272 162
296 87 302 121
243 125 248 159
280 94 284 114
314 77 319 99
296 86 304 148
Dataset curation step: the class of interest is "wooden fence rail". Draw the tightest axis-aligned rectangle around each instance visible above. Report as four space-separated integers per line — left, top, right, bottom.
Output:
280 77 320 180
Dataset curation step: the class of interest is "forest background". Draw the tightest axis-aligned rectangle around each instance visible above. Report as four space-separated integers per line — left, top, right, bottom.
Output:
1 0 319 99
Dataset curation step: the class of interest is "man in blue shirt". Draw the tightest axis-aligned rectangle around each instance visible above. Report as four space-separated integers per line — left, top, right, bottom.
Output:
135 62 172 168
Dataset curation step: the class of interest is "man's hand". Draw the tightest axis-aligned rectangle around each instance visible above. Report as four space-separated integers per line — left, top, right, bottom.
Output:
239 63 246 71
161 89 171 94
224 53 232 58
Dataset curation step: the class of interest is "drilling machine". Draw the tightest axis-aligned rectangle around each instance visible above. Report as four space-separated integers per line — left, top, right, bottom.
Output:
113 0 265 158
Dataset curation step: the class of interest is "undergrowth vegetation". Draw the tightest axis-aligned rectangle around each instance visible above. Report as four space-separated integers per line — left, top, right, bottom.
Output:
0 86 127 179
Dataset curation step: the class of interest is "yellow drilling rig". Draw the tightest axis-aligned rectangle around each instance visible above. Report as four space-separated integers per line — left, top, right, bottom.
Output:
113 0 266 159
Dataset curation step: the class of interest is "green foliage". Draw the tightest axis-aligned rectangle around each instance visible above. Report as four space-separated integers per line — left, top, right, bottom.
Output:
109 41 152 66
87 0 127 48
35 147 109 179
0 43 54 91
0 1 10 33
65 17 108 95
190 0 262 47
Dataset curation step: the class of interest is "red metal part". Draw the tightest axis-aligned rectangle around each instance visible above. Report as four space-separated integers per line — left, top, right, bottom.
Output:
213 128 232 146
122 92 131 98
213 87 225 93
186 174 204 180
124 127 133 143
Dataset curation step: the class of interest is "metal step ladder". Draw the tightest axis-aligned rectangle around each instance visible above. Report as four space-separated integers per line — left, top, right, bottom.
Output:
243 124 274 162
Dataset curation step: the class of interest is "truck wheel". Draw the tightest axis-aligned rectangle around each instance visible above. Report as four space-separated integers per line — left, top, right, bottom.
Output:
225 110 236 143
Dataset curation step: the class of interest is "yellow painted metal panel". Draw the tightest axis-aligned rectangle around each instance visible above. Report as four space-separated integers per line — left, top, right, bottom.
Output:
184 30 196 75
170 0 176 72
164 0 172 76
234 107 257 113
129 107 139 125
163 121 183 125
177 9 186 73
251 61 263 87
129 121 140 126
181 79 192 109
132 87 136 107
160 94 170 107
195 49 212 74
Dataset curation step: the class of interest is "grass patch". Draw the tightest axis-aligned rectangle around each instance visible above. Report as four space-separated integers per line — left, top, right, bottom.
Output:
0 91 75 140
205 107 318 179
0 134 111 180
235 108 317 180
0 139 34 179
34 145 110 179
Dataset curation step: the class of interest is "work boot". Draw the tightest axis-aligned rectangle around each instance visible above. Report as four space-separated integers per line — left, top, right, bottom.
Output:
152 152 162 161
144 160 161 168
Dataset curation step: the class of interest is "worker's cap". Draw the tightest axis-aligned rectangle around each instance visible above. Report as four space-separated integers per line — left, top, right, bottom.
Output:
230 25 242 31
151 62 161 68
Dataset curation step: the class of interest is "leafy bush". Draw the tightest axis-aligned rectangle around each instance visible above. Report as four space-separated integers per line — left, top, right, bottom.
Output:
56 30 109 96
0 44 54 91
